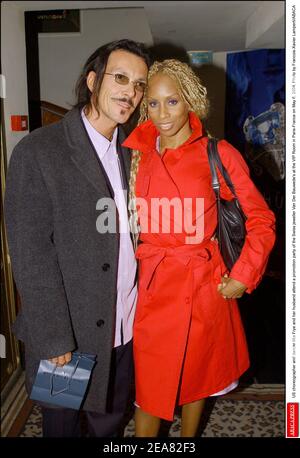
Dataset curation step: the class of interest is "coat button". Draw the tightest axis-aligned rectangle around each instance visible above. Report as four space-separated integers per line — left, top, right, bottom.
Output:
185 297 190 304
96 319 105 327
102 263 110 271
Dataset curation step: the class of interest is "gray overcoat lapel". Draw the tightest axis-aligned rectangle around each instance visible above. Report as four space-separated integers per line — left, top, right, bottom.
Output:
63 108 132 197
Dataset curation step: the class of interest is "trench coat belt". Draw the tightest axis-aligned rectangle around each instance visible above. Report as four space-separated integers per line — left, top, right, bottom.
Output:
135 239 215 291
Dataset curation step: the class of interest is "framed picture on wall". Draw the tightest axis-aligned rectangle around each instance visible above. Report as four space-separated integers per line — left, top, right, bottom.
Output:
35 10 80 34
187 51 213 66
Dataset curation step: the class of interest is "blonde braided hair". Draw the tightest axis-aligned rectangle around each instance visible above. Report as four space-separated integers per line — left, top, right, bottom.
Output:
129 59 210 248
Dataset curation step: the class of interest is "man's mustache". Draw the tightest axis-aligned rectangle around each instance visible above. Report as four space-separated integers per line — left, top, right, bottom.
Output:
113 97 135 108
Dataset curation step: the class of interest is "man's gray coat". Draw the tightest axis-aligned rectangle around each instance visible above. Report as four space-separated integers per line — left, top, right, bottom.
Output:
4 107 133 413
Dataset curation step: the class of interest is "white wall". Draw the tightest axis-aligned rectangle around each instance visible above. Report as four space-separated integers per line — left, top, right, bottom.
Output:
209 52 227 138
38 8 153 109
1 2 29 163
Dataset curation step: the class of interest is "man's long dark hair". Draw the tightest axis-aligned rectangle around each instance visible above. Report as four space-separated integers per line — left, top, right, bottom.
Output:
74 39 151 116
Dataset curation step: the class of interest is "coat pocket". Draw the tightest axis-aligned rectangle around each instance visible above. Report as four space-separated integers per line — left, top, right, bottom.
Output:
196 279 233 324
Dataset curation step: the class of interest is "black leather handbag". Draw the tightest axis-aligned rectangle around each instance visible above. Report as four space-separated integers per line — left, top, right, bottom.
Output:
207 138 246 270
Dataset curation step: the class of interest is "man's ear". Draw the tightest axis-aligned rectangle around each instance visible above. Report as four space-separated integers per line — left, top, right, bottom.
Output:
86 71 96 92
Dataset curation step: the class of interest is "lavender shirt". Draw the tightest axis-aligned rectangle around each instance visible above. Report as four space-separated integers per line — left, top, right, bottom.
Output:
81 110 137 347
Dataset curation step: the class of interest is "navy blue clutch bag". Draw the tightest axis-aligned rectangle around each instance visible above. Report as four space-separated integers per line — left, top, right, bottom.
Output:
30 352 96 410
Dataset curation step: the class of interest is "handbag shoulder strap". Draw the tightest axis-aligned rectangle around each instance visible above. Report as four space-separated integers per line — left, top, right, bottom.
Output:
207 138 220 198
207 138 237 198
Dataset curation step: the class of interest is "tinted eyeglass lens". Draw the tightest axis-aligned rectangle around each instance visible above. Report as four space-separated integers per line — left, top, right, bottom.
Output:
114 73 146 92
134 81 147 92
115 74 129 85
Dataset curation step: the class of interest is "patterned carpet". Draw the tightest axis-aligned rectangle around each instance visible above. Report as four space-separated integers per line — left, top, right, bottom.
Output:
19 398 284 437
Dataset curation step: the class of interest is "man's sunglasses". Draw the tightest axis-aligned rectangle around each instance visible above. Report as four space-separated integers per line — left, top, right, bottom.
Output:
104 73 147 92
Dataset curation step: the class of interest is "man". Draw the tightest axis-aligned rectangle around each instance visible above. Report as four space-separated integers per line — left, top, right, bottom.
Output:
4 39 150 437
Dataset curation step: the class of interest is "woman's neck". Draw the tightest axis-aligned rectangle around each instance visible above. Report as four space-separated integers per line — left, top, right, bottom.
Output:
159 121 192 154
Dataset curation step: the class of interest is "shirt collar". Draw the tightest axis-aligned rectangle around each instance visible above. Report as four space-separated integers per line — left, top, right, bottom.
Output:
81 108 118 159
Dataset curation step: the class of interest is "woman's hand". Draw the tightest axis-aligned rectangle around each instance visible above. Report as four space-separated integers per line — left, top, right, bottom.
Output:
217 274 247 299
49 352 72 367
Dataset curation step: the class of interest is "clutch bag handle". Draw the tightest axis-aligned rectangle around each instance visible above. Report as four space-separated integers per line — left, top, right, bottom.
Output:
50 356 81 396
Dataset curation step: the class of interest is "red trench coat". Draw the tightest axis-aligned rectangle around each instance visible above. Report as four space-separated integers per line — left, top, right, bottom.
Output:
123 112 276 421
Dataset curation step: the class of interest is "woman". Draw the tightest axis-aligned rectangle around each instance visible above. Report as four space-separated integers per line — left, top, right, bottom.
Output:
122 59 276 437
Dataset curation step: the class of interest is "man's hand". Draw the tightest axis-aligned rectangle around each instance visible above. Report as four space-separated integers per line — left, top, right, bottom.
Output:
49 352 72 367
217 274 247 299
